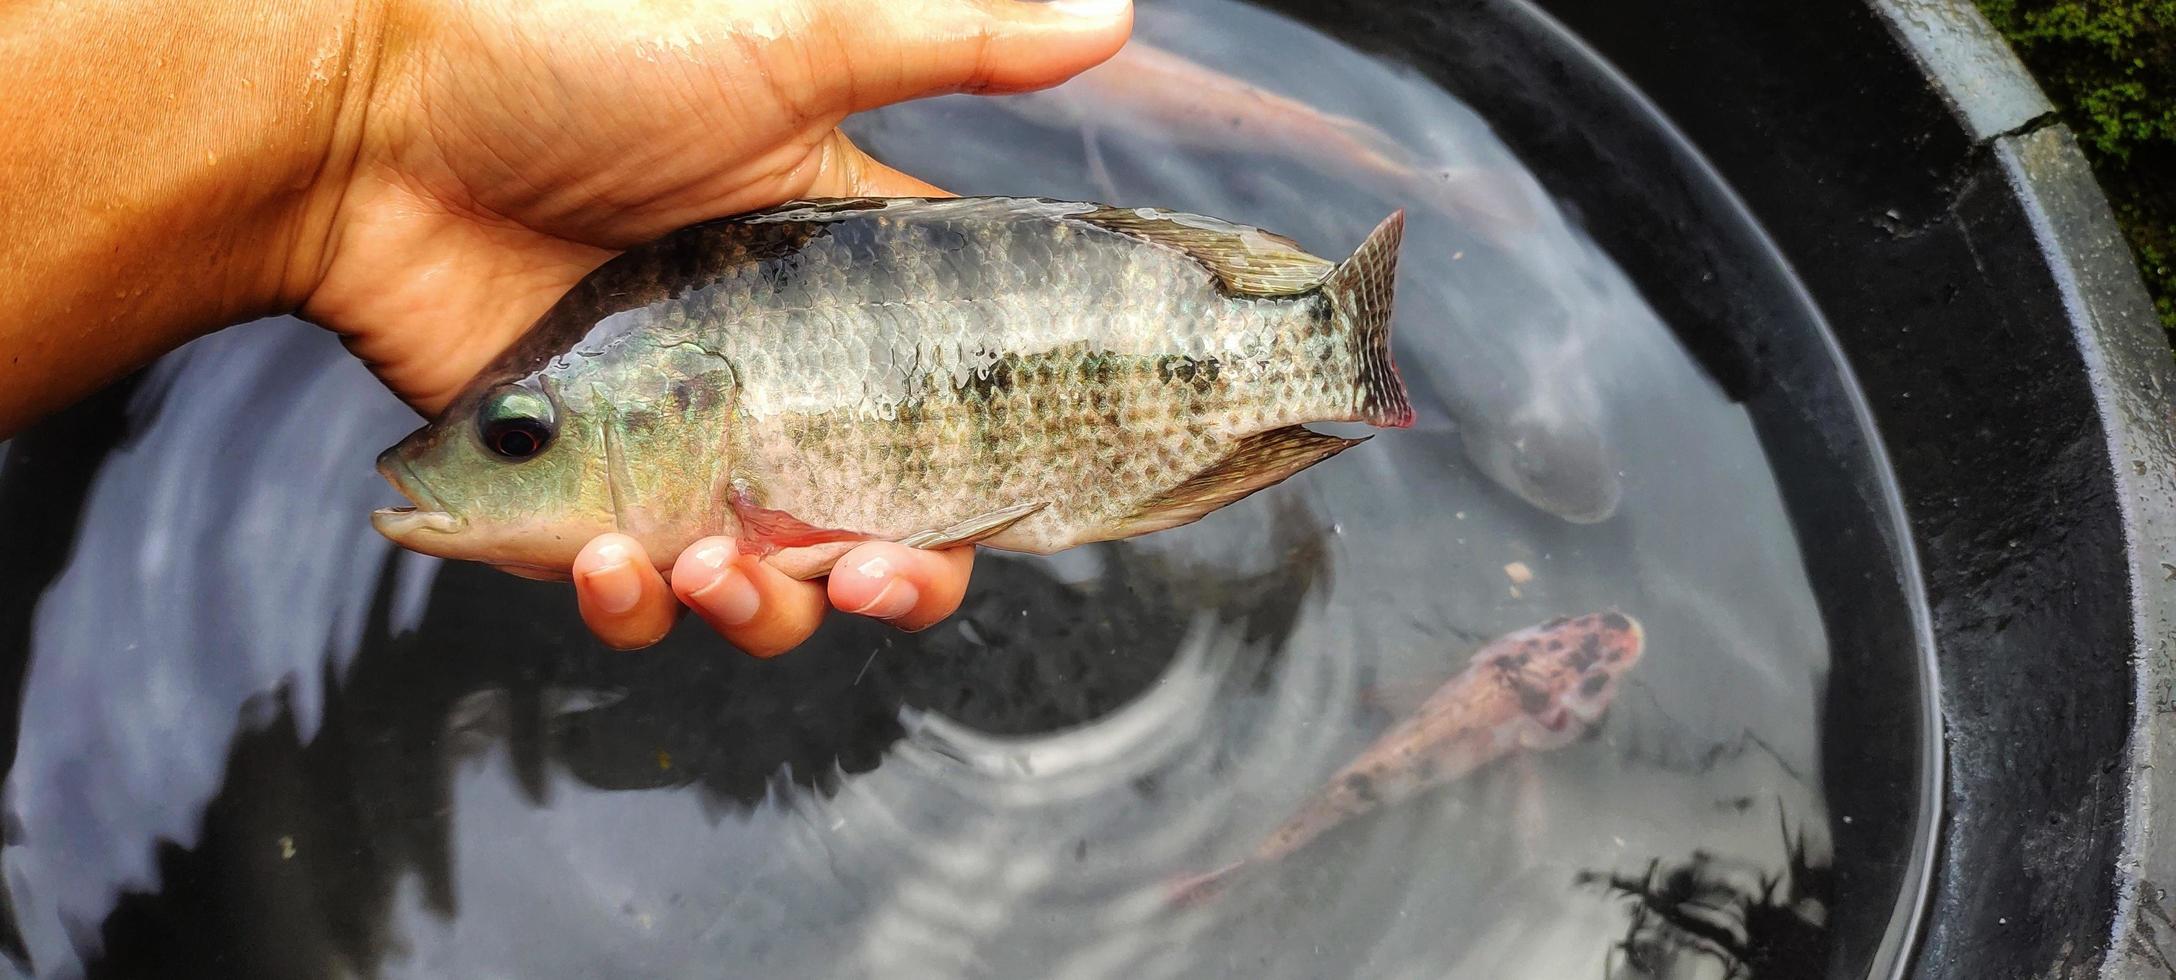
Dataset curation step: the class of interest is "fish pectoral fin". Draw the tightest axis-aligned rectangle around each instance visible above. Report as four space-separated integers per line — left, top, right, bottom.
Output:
1119 427 1367 537
1357 677 1446 720
1165 861 1248 908
1073 207 1335 296
896 501 1050 551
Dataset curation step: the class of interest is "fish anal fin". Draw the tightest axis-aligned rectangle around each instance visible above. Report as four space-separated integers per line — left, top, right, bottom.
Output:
1121 427 1365 537
1075 207 1334 296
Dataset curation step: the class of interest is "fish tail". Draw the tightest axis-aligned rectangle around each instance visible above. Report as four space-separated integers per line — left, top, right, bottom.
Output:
1325 210 1411 428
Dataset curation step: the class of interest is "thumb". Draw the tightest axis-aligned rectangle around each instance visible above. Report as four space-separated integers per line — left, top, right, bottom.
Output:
798 130 955 198
798 0 1133 113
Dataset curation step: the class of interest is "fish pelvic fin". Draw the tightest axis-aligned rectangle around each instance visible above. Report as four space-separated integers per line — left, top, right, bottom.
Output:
1118 426 1367 538
1325 210 1411 429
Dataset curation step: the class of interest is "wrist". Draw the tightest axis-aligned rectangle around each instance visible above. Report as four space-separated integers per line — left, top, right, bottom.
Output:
231 0 392 319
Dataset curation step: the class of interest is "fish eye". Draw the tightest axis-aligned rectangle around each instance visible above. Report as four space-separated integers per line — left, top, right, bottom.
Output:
1579 673 1610 698
477 385 556 461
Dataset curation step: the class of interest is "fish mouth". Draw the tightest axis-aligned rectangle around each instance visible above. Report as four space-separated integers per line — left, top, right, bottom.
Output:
371 506 467 537
372 451 467 538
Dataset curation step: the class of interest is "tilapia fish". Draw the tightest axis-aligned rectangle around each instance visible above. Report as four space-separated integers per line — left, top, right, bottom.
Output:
371 197 1411 579
1169 611 1645 905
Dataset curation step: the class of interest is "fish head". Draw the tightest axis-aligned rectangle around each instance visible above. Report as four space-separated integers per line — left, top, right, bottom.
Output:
1462 405 1622 525
372 374 622 573
1488 611 1646 750
1551 611 1645 725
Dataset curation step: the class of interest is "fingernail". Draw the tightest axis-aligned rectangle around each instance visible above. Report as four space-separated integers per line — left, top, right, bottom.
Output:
690 540 734 572
690 563 761 627
1042 0 1130 20
583 545 643 615
844 556 920 620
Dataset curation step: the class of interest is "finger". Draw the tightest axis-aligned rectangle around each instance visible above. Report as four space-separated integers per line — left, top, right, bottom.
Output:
805 0 1133 112
573 534 683 650
670 538 830 658
799 130 953 199
826 542 976 632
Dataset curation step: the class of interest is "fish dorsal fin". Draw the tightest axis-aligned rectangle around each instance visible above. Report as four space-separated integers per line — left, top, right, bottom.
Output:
1073 206 1335 296
1119 426 1366 537
747 196 1091 227
738 198 1334 296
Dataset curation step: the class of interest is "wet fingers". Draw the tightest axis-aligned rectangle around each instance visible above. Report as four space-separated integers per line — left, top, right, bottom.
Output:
573 534 681 650
827 542 976 632
671 538 829 658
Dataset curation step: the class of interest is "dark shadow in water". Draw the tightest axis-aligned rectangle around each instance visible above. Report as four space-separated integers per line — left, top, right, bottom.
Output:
71 508 1329 979
1579 806 1831 980
0 379 148 974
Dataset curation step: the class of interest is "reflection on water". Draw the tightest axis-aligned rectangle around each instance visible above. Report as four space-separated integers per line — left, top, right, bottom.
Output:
0 0 1916 976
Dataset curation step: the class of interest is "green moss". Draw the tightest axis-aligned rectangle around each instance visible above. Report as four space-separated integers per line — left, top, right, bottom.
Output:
1976 0 2176 333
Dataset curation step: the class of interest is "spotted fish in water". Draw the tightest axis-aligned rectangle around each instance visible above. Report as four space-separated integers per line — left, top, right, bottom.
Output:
371 197 1410 579
1169 611 1646 905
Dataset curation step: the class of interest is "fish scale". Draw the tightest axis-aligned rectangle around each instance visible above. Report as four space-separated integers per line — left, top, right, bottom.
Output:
370 197 1413 578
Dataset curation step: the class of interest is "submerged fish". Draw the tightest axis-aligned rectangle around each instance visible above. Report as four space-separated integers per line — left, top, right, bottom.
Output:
998 41 1536 242
372 197 1412 579
1168 611 1645 905
1457 399 1621 524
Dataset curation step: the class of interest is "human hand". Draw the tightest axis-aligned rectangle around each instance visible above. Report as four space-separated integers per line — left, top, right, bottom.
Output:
293 0 1131 651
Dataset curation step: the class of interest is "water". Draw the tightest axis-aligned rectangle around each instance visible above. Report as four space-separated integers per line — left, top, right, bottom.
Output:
0 1 1924 976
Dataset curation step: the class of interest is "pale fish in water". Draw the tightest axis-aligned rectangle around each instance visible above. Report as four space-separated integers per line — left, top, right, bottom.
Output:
371 197 1411 580
1169 611 1646 905
996 40 1538 243
1455 391 1621 525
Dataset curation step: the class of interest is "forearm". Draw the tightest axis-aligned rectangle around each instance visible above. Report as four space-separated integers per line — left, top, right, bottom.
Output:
0 0 373 437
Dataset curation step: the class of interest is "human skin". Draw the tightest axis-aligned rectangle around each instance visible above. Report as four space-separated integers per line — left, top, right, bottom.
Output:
0 0 1134 653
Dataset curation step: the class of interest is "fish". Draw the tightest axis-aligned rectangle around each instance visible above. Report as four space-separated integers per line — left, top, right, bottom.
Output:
966 43 1619 523
994 41 1537 242
1456 396 1621 524
1167 611 1646 906
371 197 1412 580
